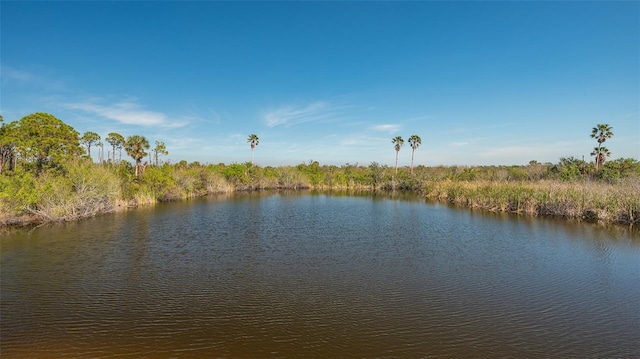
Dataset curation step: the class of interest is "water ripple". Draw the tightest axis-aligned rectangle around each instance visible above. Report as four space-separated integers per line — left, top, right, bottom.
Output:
1 192 639 358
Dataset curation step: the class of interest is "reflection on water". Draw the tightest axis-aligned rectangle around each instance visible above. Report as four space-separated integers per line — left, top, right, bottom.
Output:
2 191 639 358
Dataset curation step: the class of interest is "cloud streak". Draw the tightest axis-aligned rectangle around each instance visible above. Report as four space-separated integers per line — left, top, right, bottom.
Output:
263 101 347 128
65 100 186 127
371 124 401 133
1 65 35 83
1 64 67 91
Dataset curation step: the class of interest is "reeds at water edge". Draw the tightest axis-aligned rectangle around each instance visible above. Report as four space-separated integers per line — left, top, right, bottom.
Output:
422 178 640 224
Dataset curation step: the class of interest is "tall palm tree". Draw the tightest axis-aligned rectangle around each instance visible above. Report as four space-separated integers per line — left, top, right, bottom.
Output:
590 124 613 169
392 136 404 174
125 135 150 177
247 134 259 165
408 134 421 174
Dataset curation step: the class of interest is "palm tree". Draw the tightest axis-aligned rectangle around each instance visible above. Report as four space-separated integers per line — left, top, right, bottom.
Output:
591 146 611 170
392 136 404 174
408 134 421 174
125 135 150 177
590 124 613 169
247 134 259 165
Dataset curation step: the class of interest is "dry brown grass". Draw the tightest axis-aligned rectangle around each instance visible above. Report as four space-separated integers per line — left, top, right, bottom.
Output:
423 178 640 224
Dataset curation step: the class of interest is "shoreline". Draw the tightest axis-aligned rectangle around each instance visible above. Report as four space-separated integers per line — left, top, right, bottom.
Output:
422 180 640 226
2 184 638 230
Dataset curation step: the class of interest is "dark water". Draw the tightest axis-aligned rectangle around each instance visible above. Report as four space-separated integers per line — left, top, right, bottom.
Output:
1 191 639 358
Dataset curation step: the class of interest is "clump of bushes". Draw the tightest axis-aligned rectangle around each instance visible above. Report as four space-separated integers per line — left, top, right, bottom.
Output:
1 160 120 222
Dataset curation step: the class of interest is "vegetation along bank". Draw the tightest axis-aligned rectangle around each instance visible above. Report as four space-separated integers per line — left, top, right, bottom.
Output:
1 113 639 226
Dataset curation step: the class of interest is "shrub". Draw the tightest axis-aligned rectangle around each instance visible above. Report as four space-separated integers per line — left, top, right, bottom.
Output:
22 162 121 221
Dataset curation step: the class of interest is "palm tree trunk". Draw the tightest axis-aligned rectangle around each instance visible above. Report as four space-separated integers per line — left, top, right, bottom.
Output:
395 151 399 174
411 149 415 174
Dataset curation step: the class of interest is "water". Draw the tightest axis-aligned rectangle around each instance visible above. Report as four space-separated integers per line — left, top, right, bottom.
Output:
1 191 639 358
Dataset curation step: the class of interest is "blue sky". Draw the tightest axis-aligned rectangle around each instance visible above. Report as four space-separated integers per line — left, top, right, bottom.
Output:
1 1 638 167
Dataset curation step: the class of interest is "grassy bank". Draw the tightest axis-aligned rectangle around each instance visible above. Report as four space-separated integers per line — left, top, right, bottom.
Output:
423 179 640 224
1 159 639 227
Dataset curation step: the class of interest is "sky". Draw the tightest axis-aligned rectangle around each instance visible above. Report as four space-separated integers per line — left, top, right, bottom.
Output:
1 1 639 167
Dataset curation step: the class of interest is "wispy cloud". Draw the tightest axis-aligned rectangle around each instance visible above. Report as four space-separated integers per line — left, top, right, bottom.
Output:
340 133 390 147
65 100 186 127
1 65 35 83
164 136 207 152
263 101 347 128
1 64 67 91
405 115 433 122
185 104 226 125
371 124 401 133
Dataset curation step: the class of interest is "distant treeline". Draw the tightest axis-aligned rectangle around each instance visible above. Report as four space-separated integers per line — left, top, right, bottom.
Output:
2 158 639 226
1 113 639 226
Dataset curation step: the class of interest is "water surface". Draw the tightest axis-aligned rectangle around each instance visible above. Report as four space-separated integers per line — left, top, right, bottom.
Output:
2 191 639 358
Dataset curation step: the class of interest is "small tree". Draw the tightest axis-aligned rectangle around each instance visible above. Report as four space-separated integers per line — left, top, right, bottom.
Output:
97 141 104 164
591 146 611 170
590 124 613 169
106 132 125 163
81 131 101 161
153 140 168 166
392 136 404 174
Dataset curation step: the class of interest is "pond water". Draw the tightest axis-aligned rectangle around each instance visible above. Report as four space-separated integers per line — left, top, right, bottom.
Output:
1 191 639 358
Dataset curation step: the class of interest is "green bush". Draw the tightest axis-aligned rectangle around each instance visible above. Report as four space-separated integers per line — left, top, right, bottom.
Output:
223 163 250 186
0 171 38 216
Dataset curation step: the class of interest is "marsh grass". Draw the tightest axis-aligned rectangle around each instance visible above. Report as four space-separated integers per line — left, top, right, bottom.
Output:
423 178 640 224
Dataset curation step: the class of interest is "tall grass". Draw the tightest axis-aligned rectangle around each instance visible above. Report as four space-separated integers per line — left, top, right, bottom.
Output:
423 178 640 224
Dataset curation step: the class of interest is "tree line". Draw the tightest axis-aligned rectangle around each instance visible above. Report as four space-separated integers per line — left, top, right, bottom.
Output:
246 132 424 174
1 113 639 225
243 125 616 177
0 113 168 176
0 113 631 180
